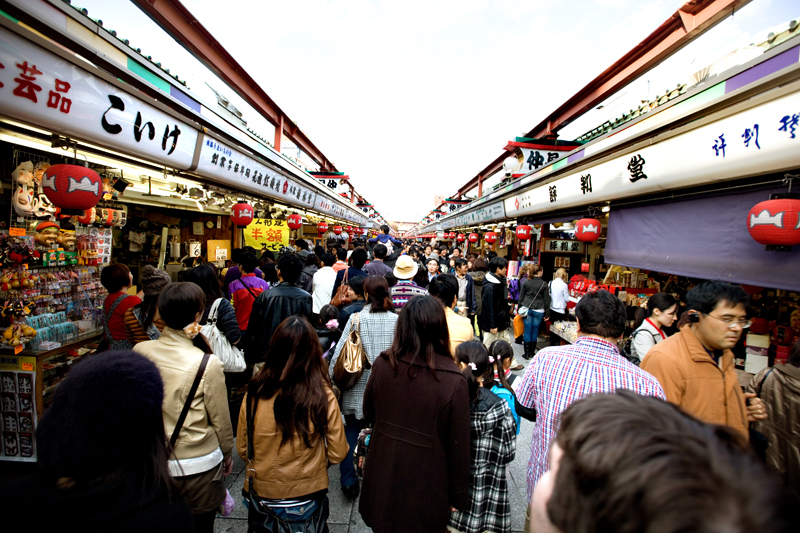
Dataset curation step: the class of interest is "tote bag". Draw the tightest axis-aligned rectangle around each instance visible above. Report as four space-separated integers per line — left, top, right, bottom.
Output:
200 298 246 372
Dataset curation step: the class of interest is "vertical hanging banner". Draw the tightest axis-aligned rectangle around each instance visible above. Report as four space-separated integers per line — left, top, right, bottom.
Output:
243 219 290 252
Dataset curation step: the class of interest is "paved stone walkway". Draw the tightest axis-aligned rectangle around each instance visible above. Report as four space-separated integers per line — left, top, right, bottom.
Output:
216 338 542 533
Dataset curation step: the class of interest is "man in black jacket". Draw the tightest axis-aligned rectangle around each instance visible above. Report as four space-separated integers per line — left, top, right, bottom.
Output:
480 257 511 345
242 253 312 365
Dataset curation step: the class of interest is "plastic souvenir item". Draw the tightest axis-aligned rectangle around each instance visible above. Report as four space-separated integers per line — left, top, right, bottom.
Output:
12 186 35 217
34 221 60 248
57 221 77 251
11 161 35 187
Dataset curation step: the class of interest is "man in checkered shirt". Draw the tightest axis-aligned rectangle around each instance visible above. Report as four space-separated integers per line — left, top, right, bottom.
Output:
516 290 665 528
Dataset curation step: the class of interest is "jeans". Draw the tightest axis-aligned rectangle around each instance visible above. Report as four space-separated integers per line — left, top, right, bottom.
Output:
523 310 545 344
339 415 364 488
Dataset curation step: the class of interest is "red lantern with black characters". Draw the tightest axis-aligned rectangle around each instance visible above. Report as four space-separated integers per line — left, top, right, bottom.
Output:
485 232 498 244
468 233 479 244
748 194 800 250
575 218 602 242
516 225 532 241
333 225 343 235
287 214 302 230
231 202 254 227
318 222 329 235
42 164 103 214
457 233 465 242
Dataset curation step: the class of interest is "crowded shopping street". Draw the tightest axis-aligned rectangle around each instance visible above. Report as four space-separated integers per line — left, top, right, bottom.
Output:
0 0 799 532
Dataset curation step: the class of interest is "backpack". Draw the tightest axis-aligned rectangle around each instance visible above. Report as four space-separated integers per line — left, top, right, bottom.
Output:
621 328 661 366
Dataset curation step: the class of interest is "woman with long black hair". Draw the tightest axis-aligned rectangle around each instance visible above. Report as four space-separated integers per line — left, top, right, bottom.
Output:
359 295 471 533
238 316 348 532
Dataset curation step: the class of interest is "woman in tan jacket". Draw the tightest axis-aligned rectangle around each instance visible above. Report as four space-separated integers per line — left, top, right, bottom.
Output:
134 282 233 533
237 315 348 530
124 265 170 345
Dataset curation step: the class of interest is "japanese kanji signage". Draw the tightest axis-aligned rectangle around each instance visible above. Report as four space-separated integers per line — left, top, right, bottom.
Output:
243 218 291 252
503 89 800 218
440 201 505 229
195 134 317 211
0 28 198 169
542 239 585 254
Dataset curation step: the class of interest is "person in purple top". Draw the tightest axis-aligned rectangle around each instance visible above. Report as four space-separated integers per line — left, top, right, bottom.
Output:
224 247 263 297
365 244 392 277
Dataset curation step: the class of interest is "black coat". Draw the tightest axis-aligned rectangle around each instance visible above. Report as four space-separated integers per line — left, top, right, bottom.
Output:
242 282 312 365
479 273 510 331
359 351 471 533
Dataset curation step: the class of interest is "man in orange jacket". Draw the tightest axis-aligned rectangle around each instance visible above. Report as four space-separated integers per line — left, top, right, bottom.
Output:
641 281 767 441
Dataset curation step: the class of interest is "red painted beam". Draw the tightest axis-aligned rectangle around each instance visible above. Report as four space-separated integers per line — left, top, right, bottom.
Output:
504 142 582 151
132 0 337 172
456 0 752 198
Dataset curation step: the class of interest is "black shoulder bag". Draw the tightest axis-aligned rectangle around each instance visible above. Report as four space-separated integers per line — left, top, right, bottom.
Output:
170 353 211 450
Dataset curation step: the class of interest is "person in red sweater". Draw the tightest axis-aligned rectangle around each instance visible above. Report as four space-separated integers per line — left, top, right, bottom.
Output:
101 263 142 350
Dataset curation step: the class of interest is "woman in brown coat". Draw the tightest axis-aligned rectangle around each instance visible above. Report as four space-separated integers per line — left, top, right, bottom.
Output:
124 265 170 345
359 295 471 533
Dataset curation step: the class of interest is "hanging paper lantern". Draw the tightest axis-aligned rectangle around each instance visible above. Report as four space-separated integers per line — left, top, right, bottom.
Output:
103 208 115 227
287 214 302 230
333 225 343 235
516 225 532 241
231 202 254 227
485 232 498 244
468 233 479 243
457 233 465 242
747 196 800 249
41 164 103 214
575 218 602 242
318 222 329 234
76 207 96 225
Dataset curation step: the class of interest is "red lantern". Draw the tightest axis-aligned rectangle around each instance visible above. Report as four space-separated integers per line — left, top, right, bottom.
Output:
333 225 343 235
485 232 498 244
449 232 456 239
575 218 602 242
318 222 329 234
287 214 302 230
231 202 254 227
76 207 96 225
468 233 479 243
103 208 115 227
747 196 800 250
457 233 465 242
42 164 103 214
516 225 532 241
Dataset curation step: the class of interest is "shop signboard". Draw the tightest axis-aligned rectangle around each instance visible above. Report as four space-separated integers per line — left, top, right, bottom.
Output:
542 239 585 254
0 27 198 169
517 148 566 174
195 134 317 210
505 88 800 217
1 355 37 462
441 200 505 229
242 218 291 252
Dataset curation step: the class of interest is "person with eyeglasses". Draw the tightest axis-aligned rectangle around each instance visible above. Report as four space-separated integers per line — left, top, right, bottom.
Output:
641 281 767 442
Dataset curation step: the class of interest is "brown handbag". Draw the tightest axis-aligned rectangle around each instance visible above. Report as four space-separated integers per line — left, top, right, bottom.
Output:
330 268 352 308
333 313 371 391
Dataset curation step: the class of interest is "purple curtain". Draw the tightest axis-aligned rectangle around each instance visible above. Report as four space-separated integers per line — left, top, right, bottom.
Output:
605 185 800 291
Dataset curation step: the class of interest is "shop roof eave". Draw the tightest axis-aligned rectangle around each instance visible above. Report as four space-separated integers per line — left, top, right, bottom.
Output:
130 0 337 173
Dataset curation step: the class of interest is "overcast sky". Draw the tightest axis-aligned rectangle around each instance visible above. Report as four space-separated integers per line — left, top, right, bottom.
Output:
78 0 797 222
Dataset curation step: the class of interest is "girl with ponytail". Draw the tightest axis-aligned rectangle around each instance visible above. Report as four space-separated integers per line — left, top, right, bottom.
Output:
450 341 517 533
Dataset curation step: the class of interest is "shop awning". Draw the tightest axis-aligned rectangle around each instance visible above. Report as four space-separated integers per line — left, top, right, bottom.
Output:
605 185 800 292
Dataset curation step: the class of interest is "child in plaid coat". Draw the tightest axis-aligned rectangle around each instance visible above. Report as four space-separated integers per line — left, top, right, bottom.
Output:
450 341 517 533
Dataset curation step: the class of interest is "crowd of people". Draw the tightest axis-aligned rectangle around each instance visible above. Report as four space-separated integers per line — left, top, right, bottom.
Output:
1 223 798 533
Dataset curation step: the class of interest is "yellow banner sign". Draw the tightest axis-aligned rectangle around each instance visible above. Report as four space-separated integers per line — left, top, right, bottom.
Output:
243 218 290 252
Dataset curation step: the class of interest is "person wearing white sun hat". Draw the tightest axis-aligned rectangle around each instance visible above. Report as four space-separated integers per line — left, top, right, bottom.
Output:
391 255 428 312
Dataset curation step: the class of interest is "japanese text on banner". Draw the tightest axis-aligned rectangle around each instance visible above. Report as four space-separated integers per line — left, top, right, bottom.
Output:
243 219 290 252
